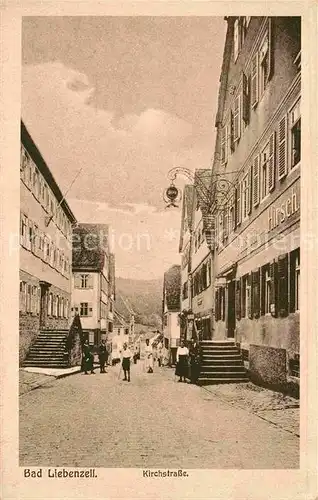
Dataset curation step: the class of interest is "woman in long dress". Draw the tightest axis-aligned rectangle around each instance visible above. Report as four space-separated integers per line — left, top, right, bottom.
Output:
189 338 201 384
144 338 154 373
175 339 189 382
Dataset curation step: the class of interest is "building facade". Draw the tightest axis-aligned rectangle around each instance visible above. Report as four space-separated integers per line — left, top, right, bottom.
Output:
72 223 114 347
19 121 77 363
211 16 301 389
162 265 181 364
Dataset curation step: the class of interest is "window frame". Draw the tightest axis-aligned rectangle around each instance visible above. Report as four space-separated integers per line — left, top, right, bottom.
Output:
260 141 271 202
288 97 301 171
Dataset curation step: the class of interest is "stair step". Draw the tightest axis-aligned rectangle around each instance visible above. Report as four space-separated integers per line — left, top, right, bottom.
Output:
202 360 243 365
200 341 236 346
200 366 245 372
23 362 69 367
202 350 240 355
198 378 249 385
200 370 247 376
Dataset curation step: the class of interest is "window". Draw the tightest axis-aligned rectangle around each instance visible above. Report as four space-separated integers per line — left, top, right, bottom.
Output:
250 53 259 108
259 33 269 96
20 214 28 247
80 302 89 316
235 183 241 227
241 274 251 318
233 94 241 142
234 19 239 61
289 99 301 169
81 274 88 288
261 264 271 315
26 284 32 313
164 315 168 327
278 115 288 179
19 281 27 312
65 299 69 318
234 17 249 61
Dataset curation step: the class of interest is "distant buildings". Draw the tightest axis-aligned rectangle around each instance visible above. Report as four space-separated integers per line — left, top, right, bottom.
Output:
19 121 77 363
162 265 181 365
72 223 115 347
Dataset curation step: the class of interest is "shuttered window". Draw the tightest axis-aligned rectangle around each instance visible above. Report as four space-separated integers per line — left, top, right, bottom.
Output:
234 19 239 61
242 173 250 220
268 132 276 191
278 115 288 179
251 52 259 108
251 269 261 318
277 254 289 317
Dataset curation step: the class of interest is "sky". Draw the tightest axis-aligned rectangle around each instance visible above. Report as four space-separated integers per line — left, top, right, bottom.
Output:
22 16 226 280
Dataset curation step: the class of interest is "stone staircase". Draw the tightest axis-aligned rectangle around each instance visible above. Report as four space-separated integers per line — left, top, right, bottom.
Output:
23 330 70 368
198 340 248 385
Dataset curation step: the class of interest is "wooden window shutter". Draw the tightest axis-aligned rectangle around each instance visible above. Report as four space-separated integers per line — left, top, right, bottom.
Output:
251 52 259 108
87 274 93 289
241 278 245 318
269 260 278 317
253 155 260 207
247 165 253 215
230 110 235 151
222 287 226 321
88 303 93 317
215 289 219 321
74 274 81 288
268 131 276 191
268 18 274 81
289 248 299 313
235 280 241 320
235 183 241 227
278 254 289 317
242 72 250 123
247 274 252 319
252 269 261 318
278 115 288 179
260 266 266 316
233 94 241 141
221 127 226 165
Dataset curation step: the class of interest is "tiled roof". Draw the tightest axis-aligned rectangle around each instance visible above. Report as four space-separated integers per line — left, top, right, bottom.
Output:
163 265 181 312
72 223 109 271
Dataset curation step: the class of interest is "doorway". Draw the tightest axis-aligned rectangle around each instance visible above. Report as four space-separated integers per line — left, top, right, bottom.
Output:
227 280 236 338
39 281 50 329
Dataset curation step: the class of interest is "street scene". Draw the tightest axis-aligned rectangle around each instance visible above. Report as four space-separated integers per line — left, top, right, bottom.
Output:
19 360 299 469
19 16 300 469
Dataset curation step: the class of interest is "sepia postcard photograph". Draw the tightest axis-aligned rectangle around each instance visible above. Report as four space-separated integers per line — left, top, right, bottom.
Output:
0 2 317 500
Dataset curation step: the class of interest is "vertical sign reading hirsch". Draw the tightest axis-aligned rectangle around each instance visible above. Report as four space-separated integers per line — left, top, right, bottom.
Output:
268 184 300 232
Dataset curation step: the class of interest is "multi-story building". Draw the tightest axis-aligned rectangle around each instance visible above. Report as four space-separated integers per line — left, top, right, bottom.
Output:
162 264 181 364
211 16 301 389
19 121 77 363
72 223 114 347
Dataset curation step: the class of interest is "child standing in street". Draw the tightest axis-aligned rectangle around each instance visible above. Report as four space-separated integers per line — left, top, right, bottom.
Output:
121 343 132 382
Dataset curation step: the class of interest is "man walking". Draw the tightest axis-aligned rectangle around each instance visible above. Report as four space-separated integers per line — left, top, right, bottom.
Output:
98 339 107 373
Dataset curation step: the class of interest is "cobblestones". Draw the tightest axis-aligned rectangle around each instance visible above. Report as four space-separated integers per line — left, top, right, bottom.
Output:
19 362 299 468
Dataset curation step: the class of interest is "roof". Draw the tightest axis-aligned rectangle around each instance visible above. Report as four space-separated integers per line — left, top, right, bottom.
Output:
179 184 195 252
21 121 77 224
72 223 109 271
163 264 181 312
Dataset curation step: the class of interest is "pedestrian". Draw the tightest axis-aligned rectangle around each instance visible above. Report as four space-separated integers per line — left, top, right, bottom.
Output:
82 339 95 375
175 339 189 382
121 343 132 382
189 338 201 384
157 341 163 367
133 345 139 364
98 339 107 373
144 338 154 373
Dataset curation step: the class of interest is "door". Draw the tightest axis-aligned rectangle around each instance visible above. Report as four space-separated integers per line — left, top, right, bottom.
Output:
39 282 50 329
227 280 236 338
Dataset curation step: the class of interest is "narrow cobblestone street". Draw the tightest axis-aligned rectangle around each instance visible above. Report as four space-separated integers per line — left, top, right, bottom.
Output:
19 361 299 469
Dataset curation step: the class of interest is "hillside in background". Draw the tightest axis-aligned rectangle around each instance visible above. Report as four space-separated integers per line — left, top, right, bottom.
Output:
115 276 163 328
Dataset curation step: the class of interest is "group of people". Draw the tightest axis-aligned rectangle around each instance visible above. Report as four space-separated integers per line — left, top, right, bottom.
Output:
81 339 109 375
81 336 201 384
175 338 201 384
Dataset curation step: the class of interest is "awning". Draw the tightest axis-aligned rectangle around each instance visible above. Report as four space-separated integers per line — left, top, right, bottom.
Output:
216 262 237 279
